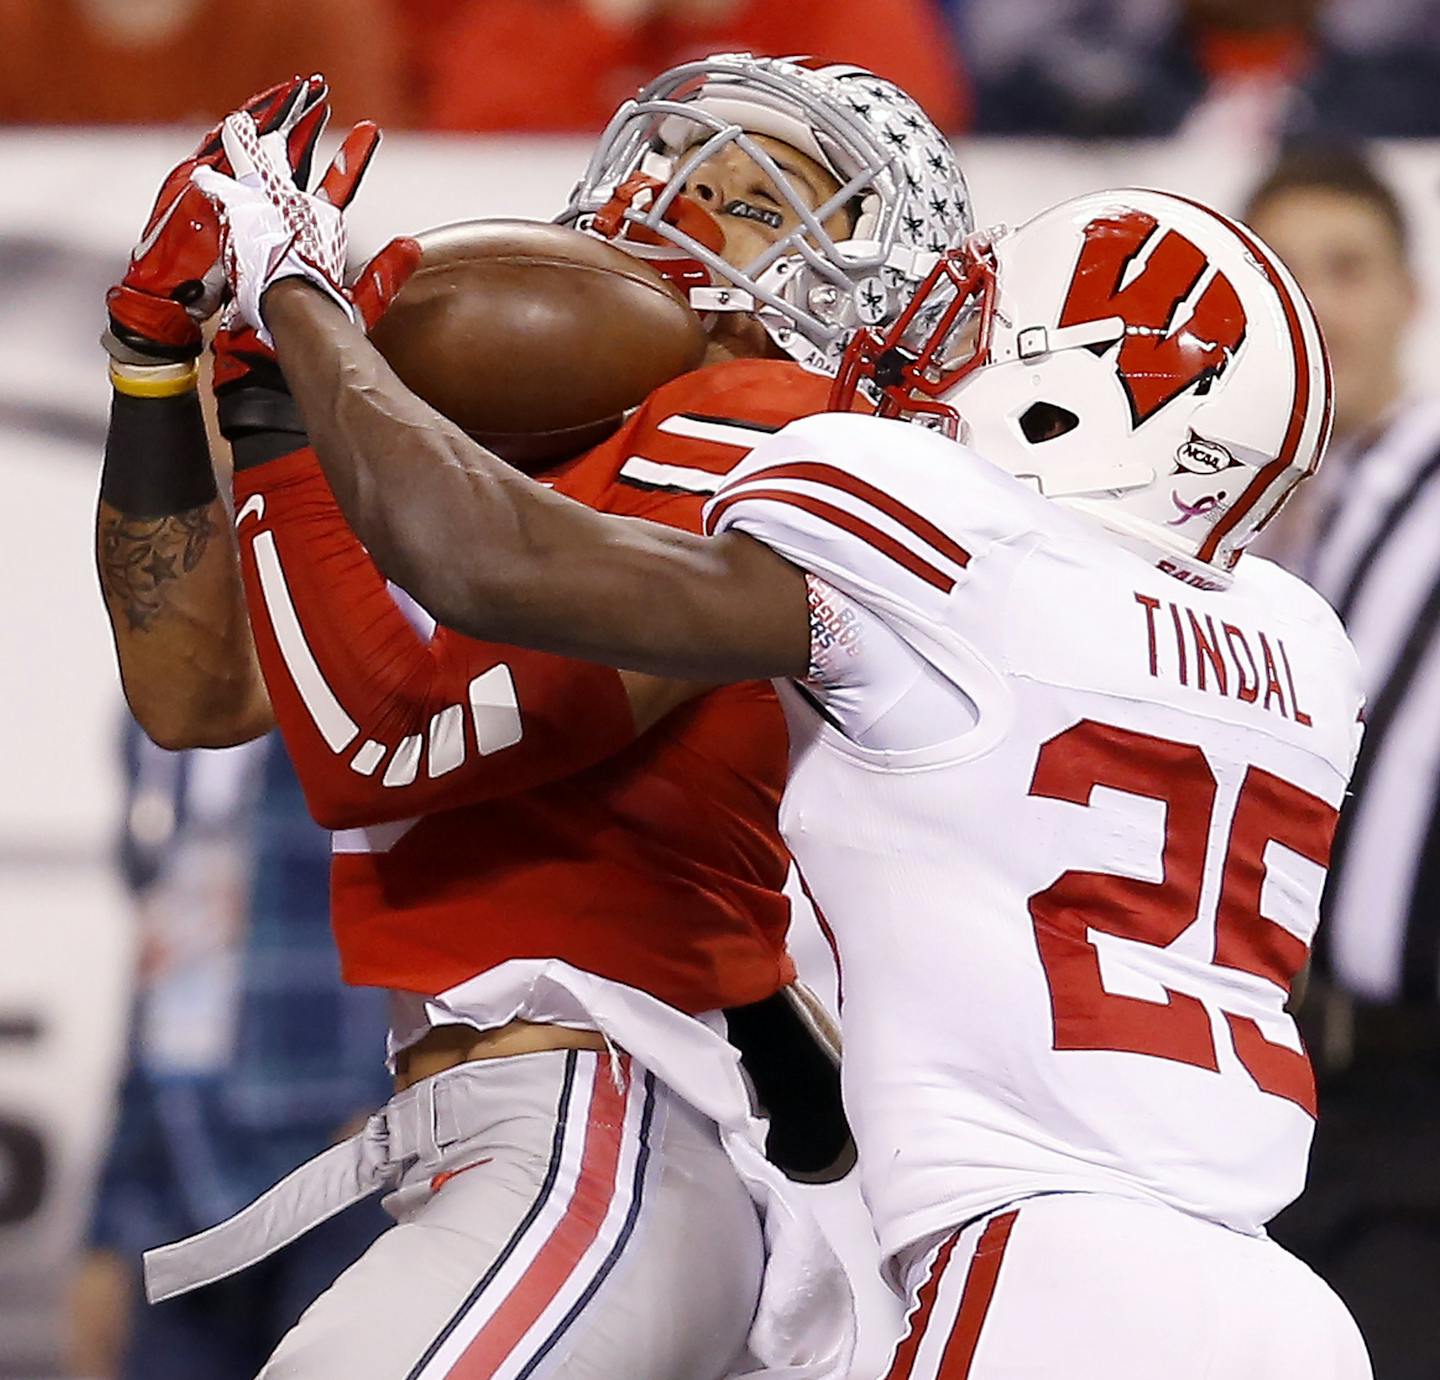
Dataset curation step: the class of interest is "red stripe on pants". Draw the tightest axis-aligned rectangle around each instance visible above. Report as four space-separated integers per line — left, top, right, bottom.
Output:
446 1059 631 1377
884 1233 961 1380
933 1210 1018 1378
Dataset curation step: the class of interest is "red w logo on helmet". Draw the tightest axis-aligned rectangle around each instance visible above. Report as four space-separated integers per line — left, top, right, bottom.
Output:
1059 211 1247 427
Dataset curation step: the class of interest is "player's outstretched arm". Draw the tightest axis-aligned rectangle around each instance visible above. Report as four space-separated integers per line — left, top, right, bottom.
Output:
192 107 808 681
97 78 332 747
263 281 811 683
228 436 712 830
96 417 272 750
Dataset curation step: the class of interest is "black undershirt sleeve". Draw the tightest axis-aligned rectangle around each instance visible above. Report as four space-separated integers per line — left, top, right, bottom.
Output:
99 390 217 517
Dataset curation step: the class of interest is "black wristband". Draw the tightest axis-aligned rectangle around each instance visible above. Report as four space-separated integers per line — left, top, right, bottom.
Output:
217 385 306 448
100 389 217 517
217 385 309 473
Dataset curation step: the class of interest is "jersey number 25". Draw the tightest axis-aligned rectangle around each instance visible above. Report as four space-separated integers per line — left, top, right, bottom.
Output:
1027 720 1337 1115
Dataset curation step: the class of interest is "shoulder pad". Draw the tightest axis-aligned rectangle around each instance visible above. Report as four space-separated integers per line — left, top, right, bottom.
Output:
579 360 837 500
704 413 1028 613
649 358 836 427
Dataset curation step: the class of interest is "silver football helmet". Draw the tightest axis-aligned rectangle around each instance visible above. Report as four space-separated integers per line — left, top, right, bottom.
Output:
559 53 972 374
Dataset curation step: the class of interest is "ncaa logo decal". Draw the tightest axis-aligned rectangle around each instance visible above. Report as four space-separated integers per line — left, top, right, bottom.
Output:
1175 433 1234 474
1059 211 1247 427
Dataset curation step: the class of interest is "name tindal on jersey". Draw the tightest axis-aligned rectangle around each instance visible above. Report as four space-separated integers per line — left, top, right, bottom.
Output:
1134 591 1313 726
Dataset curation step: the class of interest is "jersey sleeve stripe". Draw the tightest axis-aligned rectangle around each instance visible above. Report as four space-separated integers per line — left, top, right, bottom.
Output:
618 457 724 495
251 528 360 754
706 486 959 593
750 460 972 569
657 413 783 444
711 459 972 573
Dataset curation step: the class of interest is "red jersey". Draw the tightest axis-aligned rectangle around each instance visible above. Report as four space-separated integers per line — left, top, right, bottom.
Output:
232 359 842 1014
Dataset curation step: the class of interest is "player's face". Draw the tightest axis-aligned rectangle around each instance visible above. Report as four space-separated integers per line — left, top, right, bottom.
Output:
680 132 856 363
1248 188 1413 440
681 133 854 273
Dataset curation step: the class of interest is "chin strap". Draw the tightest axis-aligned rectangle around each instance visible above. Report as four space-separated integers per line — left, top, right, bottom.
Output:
588 173 724 297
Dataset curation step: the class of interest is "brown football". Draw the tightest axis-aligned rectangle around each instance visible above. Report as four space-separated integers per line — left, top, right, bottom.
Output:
369 219 707 468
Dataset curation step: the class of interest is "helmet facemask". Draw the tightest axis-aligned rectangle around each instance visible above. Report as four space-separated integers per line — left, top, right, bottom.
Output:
562 54 972 375
831 235 1000 436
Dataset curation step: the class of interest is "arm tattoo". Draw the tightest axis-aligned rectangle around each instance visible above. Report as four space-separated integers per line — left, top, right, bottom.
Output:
99 506 215 631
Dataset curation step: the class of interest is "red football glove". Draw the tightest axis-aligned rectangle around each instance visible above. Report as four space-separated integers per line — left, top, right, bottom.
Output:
194 113 388 350
104 75 331 364
213 235 422 434
349 235 424 332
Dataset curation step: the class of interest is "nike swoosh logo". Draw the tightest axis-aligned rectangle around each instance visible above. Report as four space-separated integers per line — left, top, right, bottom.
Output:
429 1158 493 1194
133 193 185 263
235 494 266 527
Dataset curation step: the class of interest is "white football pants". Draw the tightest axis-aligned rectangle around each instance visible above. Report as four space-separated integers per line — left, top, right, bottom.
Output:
882 1192 1372 1380
258 1049 764 1380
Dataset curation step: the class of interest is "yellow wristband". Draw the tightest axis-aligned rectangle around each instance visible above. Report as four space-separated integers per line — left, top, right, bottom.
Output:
108 359 200 400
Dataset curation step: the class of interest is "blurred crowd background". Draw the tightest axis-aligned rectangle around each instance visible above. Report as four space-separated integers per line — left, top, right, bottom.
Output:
8 0 1440 139
3 1 1439 1378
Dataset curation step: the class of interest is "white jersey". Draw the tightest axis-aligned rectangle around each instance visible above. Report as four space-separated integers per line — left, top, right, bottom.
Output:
705 412 1365 1267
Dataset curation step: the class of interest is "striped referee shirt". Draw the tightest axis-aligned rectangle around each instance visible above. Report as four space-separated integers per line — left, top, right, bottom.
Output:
1304 397 1440 1004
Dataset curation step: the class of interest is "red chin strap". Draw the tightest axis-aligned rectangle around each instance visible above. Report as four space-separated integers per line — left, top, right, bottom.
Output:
590 173 725 297
829 242 999 436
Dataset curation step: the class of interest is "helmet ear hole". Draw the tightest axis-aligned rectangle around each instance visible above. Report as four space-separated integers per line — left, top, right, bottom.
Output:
1019 401 1079 444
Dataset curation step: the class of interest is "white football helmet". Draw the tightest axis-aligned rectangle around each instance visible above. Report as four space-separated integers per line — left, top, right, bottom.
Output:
559 53 972 375
834 188 1333 573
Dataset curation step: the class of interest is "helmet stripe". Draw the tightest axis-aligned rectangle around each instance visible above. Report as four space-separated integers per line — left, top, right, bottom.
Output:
1165 192 1320 566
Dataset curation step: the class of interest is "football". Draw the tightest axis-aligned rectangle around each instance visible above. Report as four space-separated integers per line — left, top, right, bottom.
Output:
369 219 707 468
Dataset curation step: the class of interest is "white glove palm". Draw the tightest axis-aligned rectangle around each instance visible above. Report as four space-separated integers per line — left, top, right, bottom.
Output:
192 111 381 346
